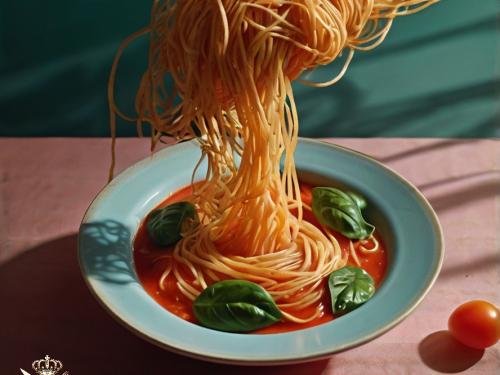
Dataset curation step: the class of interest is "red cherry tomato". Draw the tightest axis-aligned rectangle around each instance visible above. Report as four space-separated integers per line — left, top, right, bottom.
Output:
448 300 500 349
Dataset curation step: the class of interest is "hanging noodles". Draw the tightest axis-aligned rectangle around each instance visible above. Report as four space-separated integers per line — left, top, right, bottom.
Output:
109 0 436 323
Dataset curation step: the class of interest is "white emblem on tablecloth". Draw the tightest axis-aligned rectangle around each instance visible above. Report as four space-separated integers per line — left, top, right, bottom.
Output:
20 354 69 375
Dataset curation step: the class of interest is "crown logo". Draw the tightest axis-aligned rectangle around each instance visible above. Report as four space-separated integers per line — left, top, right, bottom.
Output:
21 355 68 375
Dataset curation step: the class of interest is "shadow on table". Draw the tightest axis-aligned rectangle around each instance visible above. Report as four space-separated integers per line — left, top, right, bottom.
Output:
426 180 499 213
438 252 500 281
422 172 500 279
418 331 484 373
0 234 330 374
377 140 478 164
416 170 496 191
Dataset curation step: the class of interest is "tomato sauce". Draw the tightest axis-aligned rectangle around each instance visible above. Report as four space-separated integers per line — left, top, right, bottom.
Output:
134 183 388 334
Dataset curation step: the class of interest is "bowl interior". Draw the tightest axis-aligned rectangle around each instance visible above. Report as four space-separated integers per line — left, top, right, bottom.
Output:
78 139 443 364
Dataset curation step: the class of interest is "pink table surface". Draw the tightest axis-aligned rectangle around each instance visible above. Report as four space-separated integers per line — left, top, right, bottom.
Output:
0 138 498 374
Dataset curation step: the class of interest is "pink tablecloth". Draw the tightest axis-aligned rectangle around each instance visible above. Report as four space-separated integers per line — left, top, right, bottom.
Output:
0 138 498 374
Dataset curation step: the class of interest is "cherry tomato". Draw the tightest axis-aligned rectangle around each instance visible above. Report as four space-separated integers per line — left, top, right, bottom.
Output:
448 300 500 349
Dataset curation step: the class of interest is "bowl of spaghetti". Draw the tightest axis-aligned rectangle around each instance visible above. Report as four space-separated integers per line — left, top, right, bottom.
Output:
79 0 442 365
78 138 443 364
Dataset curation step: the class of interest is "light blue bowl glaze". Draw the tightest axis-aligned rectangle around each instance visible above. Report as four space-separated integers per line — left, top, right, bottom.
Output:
78 138 444 365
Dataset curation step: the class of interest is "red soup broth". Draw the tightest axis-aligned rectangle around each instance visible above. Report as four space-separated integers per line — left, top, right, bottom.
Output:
134 183 388 334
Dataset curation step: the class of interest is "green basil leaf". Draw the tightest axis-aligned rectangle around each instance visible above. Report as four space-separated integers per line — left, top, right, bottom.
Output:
193 280 282 332
312 187 375 240
328 266 375 315
346 191 367 210
146 201 199 247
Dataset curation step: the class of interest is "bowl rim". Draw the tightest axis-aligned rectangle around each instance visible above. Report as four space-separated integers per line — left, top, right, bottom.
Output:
78 137 444 365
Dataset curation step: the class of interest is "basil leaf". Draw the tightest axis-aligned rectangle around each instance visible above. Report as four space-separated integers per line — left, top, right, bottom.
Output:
146 201 199 247
328 266 375 315
346 191 367 210
312 187 375 240
193 280 282 332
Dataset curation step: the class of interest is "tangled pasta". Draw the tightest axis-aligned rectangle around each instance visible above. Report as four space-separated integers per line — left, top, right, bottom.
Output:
110 0 436 322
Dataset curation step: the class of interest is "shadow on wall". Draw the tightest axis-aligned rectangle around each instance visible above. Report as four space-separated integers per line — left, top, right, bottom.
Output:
0 0 498 137
0 1 149 137
295 10 499 138
297 79 499 138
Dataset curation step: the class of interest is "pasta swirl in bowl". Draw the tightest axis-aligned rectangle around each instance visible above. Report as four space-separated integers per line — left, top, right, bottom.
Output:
78 0 443 363
107 0 438 328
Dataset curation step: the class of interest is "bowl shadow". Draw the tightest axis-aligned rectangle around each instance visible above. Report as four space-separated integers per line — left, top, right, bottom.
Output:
0 234 331 374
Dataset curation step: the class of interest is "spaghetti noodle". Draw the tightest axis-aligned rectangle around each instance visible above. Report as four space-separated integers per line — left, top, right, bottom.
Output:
109 0 436 323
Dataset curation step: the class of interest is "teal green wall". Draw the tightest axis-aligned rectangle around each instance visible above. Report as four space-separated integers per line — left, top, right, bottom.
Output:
0 0 498 137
